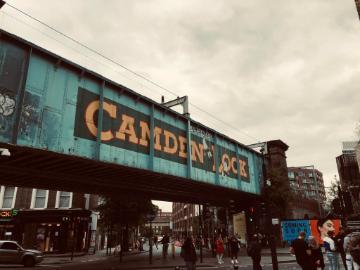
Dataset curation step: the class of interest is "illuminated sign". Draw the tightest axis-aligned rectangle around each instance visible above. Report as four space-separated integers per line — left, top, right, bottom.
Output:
0 209 19 219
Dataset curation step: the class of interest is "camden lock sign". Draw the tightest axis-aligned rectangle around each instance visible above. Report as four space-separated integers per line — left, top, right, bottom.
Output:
74 88 250 182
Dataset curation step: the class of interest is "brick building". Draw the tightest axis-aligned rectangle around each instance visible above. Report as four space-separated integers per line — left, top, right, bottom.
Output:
0 185 98 253
172 203 199 237
336 141 360 214
287 167 326 204
145 209 171 235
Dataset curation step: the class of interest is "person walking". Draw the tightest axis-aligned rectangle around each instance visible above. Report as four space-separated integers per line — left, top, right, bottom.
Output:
344 229 355 270
153 235 158 249
229 234 240 264
215 235 225 264
308 236 325 270
324 230 340 270
349 233 360 270
160 233 170 259
247 234 262 270
180 237 197 270
335 227 347 270
290 231 311 270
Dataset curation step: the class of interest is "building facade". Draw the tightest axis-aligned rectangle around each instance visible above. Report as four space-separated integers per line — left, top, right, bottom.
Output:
172 203 199 237
144 210 171 236
287 167 326 203
336 141 360 215
0 186 98 253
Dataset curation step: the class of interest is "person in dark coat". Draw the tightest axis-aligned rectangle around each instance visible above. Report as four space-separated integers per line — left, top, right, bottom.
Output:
290 231 311 270
229 235 240 264
335 227 347 270
308 236 325 270
247 234 262 270
160 233 170 259
180 237 197 270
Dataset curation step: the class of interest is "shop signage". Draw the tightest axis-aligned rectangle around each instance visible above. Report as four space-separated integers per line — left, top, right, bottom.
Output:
74 88 250 181
0 209 19 220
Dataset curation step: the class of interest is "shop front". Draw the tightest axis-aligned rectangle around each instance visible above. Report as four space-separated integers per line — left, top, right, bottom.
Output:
0 209 91 253
0 209 19 240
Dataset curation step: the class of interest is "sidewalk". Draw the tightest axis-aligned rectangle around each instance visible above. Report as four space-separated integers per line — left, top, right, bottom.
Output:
41 248 147 265
40 245 296 267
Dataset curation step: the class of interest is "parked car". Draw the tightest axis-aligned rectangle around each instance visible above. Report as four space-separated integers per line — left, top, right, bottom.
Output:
0 241 43 267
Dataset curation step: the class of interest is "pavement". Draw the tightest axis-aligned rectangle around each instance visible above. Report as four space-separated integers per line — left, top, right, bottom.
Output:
39 244 297 269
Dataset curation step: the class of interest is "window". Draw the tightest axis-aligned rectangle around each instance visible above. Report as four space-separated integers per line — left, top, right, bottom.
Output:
56 191 72 208
31 189 49 209
0 186 17 209
288 171 295 179
0 242 19 250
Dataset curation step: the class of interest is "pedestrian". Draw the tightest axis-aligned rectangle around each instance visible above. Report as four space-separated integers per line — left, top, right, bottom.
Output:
229 234 240 264
180 237 197 270
153 235 158 249
215 234 225 264
290 231 311 270
308 235 325 270
324 230 340 270
335 227 347 270
247 234 262 270
349 232 360 270
344 229 355 270
160 233 170 259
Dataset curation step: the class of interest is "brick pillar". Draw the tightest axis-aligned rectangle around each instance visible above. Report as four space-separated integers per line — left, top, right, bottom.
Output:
264 139 292 219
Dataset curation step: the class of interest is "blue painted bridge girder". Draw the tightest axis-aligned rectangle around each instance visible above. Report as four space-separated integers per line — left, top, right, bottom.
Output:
0 30 263 204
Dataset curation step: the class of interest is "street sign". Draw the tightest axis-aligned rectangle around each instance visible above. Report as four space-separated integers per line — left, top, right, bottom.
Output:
272 218 279 225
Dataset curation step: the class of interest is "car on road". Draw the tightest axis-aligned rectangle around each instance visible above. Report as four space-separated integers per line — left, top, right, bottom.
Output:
0 240 43 267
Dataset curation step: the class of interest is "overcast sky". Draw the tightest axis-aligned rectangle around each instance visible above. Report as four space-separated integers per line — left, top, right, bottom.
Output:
1 1 359 212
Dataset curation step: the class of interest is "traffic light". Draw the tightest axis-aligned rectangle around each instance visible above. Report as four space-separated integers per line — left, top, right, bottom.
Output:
248 207 255 222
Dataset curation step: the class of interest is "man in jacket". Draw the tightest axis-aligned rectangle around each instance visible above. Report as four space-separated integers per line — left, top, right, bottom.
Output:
290 231 311 270
247 234 262 270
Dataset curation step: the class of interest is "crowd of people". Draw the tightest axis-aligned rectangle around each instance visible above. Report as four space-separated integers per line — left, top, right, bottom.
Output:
144 219 360 270
290 218 360 270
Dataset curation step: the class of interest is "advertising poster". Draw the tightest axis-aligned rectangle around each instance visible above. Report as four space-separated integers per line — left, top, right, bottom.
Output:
310 219 341 244
281 220 311 242
233 212 247 244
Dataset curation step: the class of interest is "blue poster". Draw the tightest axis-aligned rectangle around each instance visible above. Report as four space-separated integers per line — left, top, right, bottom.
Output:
281 220 311 241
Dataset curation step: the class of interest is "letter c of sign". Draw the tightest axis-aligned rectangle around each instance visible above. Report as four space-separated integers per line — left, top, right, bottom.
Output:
85 100 117 141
